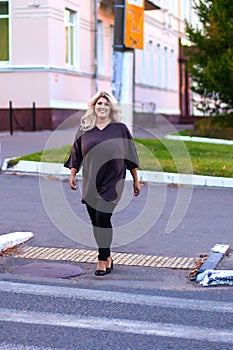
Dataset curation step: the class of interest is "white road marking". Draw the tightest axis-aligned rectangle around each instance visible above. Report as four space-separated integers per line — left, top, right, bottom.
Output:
0 308 233 343
0 281 232 313
0 344 56 350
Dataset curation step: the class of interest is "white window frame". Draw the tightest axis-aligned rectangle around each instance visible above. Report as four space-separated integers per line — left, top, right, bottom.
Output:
0 0 10 63
65 8 78 67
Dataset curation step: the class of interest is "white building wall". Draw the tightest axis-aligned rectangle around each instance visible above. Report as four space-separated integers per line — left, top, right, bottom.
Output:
0 0 196 126
134 0 183 115
134 0 198 117
0 0 94 109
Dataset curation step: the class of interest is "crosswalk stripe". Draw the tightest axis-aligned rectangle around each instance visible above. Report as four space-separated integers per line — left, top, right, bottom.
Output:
0 344 56 350
0 281 233 314
0 308 232 343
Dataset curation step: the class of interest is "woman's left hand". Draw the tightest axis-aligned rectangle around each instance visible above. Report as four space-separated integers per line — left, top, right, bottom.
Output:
133 180 141 196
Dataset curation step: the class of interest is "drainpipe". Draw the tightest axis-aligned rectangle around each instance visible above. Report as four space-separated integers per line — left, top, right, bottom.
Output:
94 0 98 93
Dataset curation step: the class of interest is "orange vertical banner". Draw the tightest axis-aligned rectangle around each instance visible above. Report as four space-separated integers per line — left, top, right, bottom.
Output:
124 0 144 50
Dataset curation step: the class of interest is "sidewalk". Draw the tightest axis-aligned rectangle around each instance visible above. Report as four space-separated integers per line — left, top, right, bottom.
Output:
0 128 76 162
0 115 193 161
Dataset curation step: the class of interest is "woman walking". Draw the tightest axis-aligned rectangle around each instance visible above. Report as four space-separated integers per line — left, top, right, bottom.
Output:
64 91 140 276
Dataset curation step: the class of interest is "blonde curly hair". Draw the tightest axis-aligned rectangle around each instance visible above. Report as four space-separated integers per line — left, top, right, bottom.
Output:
80 90 122 131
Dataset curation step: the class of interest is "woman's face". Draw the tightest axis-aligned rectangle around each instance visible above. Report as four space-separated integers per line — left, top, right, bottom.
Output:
95 97 111 122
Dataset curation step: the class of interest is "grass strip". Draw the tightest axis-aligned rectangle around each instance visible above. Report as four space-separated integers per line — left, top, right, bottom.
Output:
8 139 233 178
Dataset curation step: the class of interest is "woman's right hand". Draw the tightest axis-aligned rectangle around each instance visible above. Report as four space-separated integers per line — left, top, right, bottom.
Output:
70 175 78 190
70 168 78 190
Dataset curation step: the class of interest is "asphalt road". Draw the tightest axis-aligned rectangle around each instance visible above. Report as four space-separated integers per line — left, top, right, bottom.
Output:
1 173 233 259
1 173 233 349
1 121 233 348
0 279 232 349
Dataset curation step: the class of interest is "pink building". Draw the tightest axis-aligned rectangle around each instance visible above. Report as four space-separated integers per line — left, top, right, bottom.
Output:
0 0 195 131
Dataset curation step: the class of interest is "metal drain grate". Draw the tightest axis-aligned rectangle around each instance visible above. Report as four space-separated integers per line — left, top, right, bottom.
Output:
15 246 196 270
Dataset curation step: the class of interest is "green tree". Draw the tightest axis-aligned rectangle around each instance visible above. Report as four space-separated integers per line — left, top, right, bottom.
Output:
185 0 233 120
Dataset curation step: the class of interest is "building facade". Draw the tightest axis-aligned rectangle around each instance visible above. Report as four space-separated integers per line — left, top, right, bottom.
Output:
0 0 197 131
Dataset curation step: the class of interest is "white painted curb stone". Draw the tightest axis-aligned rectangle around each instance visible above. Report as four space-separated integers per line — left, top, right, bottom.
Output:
0 232 34 253
164 134 233 145
2 159 233 189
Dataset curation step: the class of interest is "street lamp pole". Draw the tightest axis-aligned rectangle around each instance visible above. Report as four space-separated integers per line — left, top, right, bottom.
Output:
112 0 126 102
112 0 135 131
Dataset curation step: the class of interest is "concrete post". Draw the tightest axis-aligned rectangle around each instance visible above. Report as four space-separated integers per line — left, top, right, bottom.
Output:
112 0 134 133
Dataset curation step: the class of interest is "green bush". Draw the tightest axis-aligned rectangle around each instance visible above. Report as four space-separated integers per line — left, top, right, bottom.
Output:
191 114 233 139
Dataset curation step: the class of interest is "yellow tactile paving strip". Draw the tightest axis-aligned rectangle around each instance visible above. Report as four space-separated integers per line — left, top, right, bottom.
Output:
15 246 196 270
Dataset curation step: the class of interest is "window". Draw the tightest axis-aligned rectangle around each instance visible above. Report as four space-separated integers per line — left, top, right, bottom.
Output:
97 20 104 75
167 0 174 14
65 8 76 66
180 0 188 21
170 49 176 90
164 46 168 89
148 40 154 86
167 0 175 27
0 1 9 61
110 24 114 78
156 43 161 87
140 39 155 85
140 44 146 84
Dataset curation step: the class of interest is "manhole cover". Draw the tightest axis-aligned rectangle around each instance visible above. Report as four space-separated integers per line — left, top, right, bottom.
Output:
10 262 84 278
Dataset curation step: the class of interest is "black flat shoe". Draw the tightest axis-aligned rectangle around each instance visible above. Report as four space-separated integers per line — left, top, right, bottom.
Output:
106 259 113 274
95 269 106 276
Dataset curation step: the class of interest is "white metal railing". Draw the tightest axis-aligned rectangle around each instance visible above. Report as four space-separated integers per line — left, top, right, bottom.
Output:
134 101 156 113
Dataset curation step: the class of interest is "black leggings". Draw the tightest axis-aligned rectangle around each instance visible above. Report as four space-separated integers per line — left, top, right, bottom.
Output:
86 201 116 261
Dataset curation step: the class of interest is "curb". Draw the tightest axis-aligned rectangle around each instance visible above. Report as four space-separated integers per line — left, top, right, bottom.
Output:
0 232 34 253
196 244 231 280
164 134 233 145
195 244 231 286
2 159 233 189
2 158 70 176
